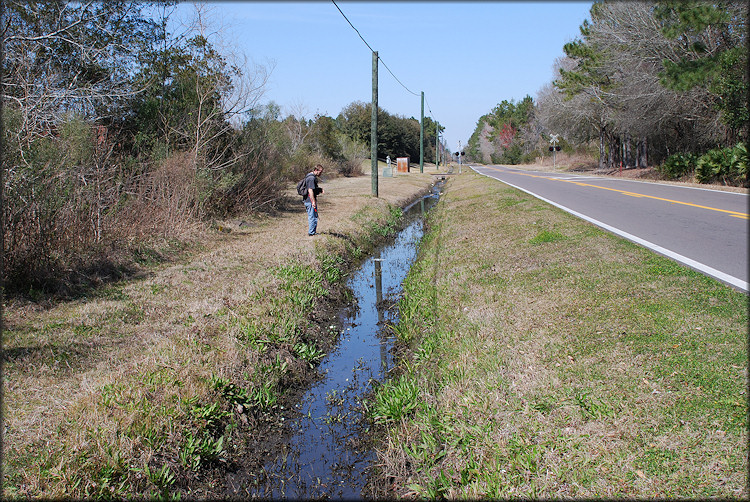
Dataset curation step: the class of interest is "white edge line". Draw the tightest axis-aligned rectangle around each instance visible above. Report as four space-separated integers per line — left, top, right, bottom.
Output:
486 165 750 196
470 166 749 293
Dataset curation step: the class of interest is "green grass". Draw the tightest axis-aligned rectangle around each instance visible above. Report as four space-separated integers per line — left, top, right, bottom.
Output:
370 172 748 499
371 375 421 423
529 229 566 245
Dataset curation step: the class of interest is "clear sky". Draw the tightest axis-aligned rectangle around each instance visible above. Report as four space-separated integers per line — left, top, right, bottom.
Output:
172 1 593 150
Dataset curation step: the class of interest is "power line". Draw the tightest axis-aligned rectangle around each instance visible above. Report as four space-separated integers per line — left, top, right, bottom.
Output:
380 59 421 97
424 96 436 120
331 0 421 98
331 0 375 54
331 0 445 153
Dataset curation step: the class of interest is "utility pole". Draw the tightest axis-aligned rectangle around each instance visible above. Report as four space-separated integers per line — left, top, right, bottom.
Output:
436 121 440 169
371 51 378 197
420 91 424 174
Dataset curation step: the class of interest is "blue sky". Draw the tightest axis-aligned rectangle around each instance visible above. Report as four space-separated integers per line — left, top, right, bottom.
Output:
172 1 593 150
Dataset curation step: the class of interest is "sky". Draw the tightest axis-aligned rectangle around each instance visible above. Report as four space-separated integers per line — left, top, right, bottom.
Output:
170 1 593 150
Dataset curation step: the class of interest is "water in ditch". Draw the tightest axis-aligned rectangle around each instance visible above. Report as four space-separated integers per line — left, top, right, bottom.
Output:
228 186 440 499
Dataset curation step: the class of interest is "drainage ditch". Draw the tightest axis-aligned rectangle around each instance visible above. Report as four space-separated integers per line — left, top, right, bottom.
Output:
226 184 441 498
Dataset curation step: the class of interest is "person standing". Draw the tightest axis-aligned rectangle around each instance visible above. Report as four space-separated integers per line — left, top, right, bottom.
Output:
303 164 324 236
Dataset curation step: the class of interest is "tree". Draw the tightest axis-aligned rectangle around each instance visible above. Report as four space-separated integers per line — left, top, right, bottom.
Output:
126 3 273 215
311 114 344 161
2 0 166 291
1 1 278 292
336 101 428 162
337 101 372 145
655 0 748 143
467 96 536 165
545 0 747 170
283 102 313 155
2 0 163 151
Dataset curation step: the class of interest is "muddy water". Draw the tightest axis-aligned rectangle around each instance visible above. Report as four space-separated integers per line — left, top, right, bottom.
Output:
230 187 439 499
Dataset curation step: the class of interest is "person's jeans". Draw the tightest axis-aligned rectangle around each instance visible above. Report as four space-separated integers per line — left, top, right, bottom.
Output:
304 199 317 235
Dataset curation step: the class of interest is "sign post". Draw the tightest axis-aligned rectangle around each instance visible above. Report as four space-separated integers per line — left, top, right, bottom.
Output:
549 134 560 169
458 140 462 173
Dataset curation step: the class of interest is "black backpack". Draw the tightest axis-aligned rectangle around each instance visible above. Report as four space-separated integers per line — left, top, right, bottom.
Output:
296 173 313 196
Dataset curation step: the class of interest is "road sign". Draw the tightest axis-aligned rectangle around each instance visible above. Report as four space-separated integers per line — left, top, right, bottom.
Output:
549 134 560 169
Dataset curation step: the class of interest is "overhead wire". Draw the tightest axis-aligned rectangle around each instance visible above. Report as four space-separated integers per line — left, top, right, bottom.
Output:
424 97 435 118
331 0 422 99
331 0 376 54
331 0 447 153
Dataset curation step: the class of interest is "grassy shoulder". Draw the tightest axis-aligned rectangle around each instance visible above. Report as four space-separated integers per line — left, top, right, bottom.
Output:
2 169 434 499
371 170 748 498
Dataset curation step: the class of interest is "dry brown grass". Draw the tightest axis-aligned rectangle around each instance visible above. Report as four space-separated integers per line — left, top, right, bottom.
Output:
529 151 598 171
2 166 435 498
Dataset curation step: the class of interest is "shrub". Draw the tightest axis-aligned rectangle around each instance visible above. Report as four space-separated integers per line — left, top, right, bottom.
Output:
695 143 748 186
490 143 523 165
730 142 748 185
336 158 364 177
658 152 698 180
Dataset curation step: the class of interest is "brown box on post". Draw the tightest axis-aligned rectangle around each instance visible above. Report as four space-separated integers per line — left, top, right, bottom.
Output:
397 157 410 173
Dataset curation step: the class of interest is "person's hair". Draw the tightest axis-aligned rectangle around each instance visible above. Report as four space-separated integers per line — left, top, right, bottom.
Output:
315 164 324 171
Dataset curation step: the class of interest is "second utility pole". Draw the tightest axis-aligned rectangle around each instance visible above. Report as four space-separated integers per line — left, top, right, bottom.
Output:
436 121 440 169
420 91 424 173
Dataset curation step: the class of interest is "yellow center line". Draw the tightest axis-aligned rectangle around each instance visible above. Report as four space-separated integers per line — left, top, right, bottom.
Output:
484 167 748 219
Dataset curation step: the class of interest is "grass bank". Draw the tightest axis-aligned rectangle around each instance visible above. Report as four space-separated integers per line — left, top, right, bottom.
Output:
2 169 434 499
372 170 748 498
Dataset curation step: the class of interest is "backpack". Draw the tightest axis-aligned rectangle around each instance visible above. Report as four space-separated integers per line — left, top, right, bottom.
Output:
296 173 314 196
296 177 307 196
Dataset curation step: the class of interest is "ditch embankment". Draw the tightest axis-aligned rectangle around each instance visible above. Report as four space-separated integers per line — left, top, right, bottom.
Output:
370 170 747 498
2 168 436 499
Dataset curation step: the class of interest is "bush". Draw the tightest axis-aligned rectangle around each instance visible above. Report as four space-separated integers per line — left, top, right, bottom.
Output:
658 152 698 179
2 114 119 295
695 143 748 186
521 150 540 164
491 143 523 165
730 142 748 185
336 158 364 177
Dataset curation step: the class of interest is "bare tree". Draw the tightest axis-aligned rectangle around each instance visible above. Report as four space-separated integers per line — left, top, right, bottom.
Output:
539 57 612 169
283 101 313 155
543 1 746 170
169 3 273 173
2 1 160 157
585 2 723 154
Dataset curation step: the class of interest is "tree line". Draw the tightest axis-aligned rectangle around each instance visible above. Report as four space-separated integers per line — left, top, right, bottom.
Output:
465 0 747 186
1 1 441 296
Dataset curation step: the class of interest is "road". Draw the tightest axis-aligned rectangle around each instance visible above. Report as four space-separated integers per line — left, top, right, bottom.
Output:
470 164 749 292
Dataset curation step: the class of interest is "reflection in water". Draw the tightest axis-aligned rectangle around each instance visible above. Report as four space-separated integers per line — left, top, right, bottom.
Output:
374 255 386 373
228 187 440 499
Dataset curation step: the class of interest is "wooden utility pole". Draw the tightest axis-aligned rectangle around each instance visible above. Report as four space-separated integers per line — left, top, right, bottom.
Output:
371 51 378 197
436 121 440 169
420 91 424 173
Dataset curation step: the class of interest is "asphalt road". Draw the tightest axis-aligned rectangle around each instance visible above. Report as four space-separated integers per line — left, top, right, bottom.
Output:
471 164 749 292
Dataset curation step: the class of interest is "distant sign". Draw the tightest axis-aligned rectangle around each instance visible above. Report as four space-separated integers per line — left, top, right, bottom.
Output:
397 157 410 173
